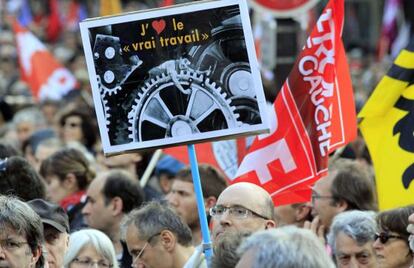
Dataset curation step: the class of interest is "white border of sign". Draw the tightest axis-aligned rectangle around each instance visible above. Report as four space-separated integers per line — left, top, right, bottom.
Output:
80 0 269 155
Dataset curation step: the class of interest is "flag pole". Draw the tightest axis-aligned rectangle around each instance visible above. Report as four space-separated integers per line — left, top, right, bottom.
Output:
187 144 212 266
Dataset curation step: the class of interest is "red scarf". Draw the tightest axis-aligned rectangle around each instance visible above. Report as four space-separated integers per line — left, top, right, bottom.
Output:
60 190 85 211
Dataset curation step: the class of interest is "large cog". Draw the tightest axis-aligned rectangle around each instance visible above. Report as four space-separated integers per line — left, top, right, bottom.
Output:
127 69 241 142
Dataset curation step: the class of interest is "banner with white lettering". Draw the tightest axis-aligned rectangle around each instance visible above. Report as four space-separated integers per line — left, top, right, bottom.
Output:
232 0 356 206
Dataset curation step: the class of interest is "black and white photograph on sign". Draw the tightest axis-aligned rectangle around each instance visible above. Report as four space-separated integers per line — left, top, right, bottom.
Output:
80 0 269 154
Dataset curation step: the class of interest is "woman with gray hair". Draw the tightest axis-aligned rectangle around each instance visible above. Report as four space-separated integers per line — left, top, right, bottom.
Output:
236 226 335 268
327 210 378 268
64 229 119 268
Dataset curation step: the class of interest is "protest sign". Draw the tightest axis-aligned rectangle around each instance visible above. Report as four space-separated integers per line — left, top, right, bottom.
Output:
80 0 268 155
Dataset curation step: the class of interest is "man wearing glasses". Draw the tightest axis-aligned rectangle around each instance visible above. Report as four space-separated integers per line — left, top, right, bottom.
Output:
308 159 377 239
210 182 276 242
0 195 44 268
122 201 207 268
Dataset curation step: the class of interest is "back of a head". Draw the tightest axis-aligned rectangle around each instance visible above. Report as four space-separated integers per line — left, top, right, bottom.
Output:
0 142 21 158
0 156 46 200
175 164 228 199
329 158 377 211
64 229 119 268
237 226 335 268
102 169 145 213
122 201 192 247
328 210 377 255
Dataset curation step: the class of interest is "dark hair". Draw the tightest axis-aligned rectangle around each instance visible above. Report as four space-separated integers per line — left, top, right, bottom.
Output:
102 170 145 213
329 159 377 211
0 156 46 201
0 195 45 268
59 109 97 149
39 148 95 190
122 201 192 247
175 164 228 199
377 205 414 243
0 142 21 158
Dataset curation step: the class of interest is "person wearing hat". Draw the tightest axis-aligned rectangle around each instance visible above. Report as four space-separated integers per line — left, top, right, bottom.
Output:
28 199 70 268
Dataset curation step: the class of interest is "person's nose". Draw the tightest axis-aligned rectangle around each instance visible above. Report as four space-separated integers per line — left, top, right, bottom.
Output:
219 210 232 226
373 238 382 250
166 193 178 206
81 202 91 215
348 256 359 268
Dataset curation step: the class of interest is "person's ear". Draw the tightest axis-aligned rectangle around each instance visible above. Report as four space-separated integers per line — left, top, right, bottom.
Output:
204 196 217 210
335 199 348 212
160 230 176 252
110 196 123 216
265 219 276 229
31 246 42 267
295 204 312 222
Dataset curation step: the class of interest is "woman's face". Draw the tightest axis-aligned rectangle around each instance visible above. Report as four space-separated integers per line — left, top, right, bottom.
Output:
61 115 83 144
373 230 413 268
69 243 112 268
45 175 70 204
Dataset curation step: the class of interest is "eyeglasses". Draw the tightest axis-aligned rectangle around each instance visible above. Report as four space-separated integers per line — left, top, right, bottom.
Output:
132 233 161 265
209 205 269 220
0 239 28 251
311 193 334 204
374 232 405 244
72 257 112 268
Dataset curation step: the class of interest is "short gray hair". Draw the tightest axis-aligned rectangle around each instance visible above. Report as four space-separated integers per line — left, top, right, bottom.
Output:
327 210 376 255
0 195 44 268
237 226 335 268
64 229 119 268
121 201 192 246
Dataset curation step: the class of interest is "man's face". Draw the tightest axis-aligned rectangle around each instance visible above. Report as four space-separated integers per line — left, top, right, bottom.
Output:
125 224 171 268
311 176 339 228
274 204 297 226
82 176 114 232
211 186 270 241
165 180 199 227
0 227 40 268
43 226 69 268
335 231 377 268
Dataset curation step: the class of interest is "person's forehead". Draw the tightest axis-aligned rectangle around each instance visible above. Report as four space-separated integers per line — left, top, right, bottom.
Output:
217 187 262 208
336 231 372 252
126 224 147 246
171 179 194 192
88 174 107 193
0 225 25 239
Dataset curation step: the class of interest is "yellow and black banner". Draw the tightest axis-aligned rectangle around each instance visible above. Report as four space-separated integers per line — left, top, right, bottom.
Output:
358 38 414 210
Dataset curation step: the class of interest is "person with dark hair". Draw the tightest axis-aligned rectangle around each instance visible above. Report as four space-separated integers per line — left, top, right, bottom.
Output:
28 199 70 268
373 205 414 268
122 201 207 268
166 164 227 245
82 169 145 268
0 195 44 268
309 158 377 237
0 156 46 201
58 107 98 153
39 147 95 231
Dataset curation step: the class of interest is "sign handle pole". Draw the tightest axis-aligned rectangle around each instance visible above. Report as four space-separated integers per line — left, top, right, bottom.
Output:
187 144 213 267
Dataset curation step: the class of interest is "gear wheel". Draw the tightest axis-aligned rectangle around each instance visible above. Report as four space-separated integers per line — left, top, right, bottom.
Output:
127 69 241 142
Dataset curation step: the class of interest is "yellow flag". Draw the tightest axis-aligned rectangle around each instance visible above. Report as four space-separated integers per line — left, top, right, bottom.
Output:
358 38 414 210
100 0 122 16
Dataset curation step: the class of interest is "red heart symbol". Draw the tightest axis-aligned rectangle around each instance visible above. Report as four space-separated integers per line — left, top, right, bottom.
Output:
152 19 166 35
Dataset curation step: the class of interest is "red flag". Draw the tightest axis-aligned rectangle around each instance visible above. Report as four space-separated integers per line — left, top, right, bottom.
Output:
13 20 78 101
163 139 247 181
232 0 356 206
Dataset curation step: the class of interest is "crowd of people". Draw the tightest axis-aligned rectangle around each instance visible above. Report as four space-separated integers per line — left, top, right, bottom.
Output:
1 0 414 268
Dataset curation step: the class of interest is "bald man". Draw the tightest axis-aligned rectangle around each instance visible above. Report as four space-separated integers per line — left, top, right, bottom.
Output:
210 182 276 242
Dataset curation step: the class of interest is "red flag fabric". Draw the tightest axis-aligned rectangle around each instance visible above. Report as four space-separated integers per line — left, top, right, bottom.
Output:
13 20 77 101
232 0 356 206
163 139 247 181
